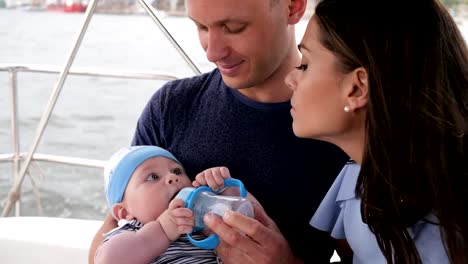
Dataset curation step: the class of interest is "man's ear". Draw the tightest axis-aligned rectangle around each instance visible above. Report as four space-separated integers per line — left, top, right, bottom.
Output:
346 67 369 111
288 0 307 24
112 203 128 220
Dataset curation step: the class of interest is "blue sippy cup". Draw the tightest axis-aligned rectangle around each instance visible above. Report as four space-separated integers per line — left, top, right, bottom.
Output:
174 178 253 249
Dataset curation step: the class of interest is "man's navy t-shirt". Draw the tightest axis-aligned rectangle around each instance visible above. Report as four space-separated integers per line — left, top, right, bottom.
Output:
133 69 349 263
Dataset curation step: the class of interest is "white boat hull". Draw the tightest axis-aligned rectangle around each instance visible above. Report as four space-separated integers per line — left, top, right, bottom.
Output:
0 217 102 264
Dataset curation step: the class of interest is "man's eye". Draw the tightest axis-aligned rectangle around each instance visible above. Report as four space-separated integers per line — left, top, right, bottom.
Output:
223 24 246 34
172 168 183 175
147 174 159 181
295 64 308 71
197 24 208 32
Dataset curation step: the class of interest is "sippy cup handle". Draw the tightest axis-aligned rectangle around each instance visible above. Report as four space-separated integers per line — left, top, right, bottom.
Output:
186 178 247 249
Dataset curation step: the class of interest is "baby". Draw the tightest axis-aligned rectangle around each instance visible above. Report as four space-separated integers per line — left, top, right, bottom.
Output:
94 145 233 264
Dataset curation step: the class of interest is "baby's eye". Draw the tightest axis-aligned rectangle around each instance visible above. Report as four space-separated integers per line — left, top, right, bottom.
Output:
147 173 159 181
172 168 184 175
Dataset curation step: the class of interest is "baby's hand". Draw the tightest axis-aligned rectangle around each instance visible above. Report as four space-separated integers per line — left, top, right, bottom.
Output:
158 199 194 241
193 166 231 191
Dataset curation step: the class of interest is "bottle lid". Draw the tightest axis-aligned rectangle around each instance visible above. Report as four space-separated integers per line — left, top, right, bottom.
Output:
174 187 195 202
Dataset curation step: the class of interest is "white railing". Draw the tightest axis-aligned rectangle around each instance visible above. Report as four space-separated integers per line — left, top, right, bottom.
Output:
0 0 200 217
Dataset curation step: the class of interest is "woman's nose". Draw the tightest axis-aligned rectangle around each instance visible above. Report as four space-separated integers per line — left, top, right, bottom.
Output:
285 70 297 91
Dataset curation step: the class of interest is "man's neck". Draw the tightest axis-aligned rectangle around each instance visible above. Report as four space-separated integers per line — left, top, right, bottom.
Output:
238 81 292 103
238 47 300 103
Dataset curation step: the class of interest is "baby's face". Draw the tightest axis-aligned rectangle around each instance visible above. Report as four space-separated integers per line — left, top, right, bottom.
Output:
123 157 192 223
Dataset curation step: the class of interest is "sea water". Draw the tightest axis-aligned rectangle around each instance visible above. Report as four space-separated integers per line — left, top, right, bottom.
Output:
0 8 467 220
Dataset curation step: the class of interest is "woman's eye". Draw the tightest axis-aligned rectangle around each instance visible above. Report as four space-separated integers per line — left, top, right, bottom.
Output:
147 174 159 181
295 64 308 71
172 168 183 175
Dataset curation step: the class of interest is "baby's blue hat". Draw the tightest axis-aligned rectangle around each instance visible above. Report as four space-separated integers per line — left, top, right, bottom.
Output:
104 146 181 208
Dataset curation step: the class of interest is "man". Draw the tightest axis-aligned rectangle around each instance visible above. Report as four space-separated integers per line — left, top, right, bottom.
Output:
89 0 348 263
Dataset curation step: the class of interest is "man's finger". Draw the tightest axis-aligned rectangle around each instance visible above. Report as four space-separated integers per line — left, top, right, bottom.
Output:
215 240 253 264
251 202 280 232
204 212 261 255
222 210 277 252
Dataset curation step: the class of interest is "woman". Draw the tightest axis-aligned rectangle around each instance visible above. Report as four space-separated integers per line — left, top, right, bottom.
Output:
285 0 467 263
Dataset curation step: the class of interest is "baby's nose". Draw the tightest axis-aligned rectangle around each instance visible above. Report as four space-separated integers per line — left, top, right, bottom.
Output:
166 174 179 184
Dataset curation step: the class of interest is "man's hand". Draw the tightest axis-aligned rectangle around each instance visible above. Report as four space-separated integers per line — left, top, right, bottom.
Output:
204 203 302 264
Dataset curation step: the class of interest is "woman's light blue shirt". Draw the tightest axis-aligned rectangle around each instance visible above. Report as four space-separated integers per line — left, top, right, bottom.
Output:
310 162 449 263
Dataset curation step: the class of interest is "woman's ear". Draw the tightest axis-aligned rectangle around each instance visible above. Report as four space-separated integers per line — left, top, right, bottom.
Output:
112 203 128 220
346 67 369 111
287 0 307 24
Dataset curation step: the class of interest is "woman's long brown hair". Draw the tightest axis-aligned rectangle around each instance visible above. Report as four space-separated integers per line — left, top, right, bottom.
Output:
314 0 468 262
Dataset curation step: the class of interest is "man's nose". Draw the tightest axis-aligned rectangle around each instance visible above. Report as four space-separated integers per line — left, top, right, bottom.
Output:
165 174 179 185
203 30 229 63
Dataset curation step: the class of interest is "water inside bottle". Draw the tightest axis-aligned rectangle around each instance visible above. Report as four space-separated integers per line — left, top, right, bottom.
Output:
192 191 254 228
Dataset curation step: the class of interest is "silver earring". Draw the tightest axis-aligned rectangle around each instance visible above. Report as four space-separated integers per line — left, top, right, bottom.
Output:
344 106 351 112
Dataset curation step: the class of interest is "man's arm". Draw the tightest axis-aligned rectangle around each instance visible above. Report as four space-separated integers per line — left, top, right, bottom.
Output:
88 213 117 264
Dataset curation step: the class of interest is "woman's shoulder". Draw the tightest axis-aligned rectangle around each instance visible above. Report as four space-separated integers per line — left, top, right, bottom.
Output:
309 161 361 238
412 214 450 263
